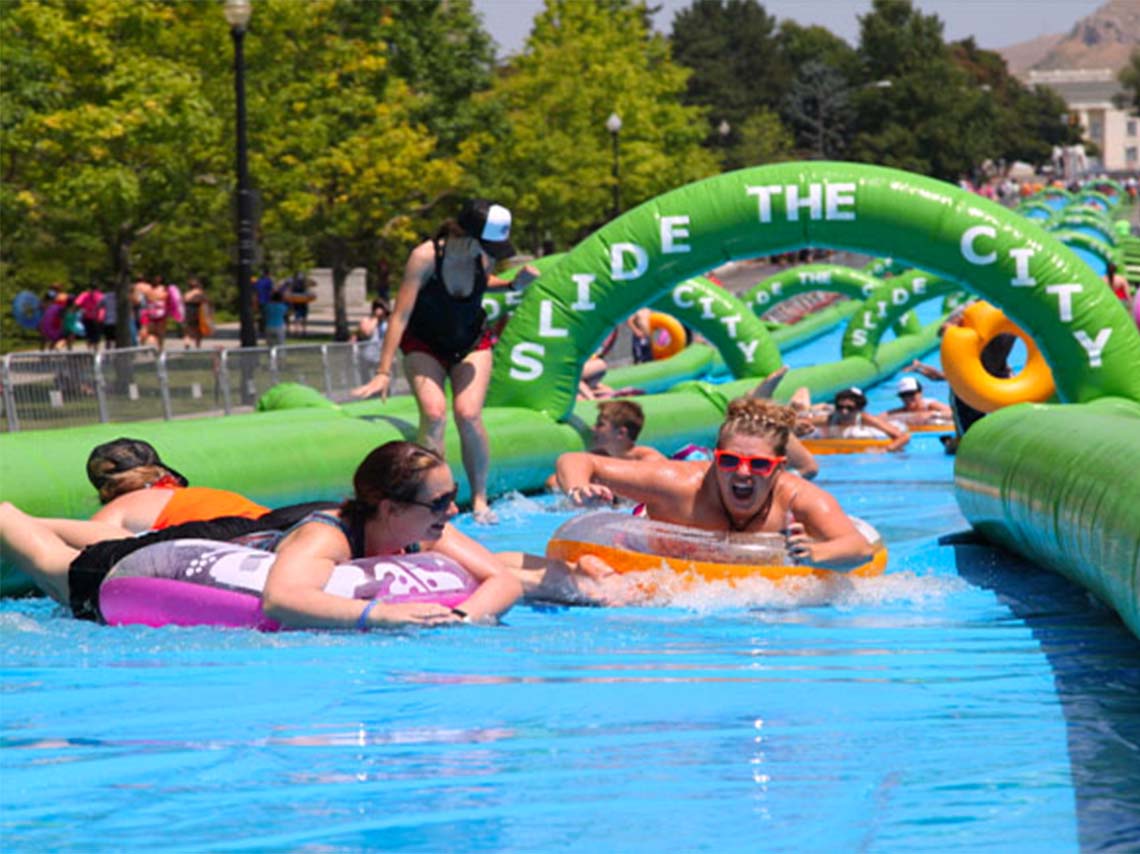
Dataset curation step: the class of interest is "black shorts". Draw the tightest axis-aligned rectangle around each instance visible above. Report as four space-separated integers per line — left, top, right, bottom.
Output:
67 501 337 622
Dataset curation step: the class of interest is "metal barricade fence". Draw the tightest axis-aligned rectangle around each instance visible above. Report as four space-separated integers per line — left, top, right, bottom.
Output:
1 341 412 431
97 347 165 424
219 347 275 413
159 348 228 419
324 342 363 400
271 344 330 396
2 350 103 432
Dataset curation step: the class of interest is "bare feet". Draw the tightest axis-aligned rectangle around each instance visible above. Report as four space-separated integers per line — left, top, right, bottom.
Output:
472 499 499 525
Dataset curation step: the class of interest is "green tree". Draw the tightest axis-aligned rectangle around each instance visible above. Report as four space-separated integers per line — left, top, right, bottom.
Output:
949 38 1083 168
475 0 717 249
1 0 229 345
243 0 464 339
849 0 996 180
380 0 498 153
670 0 791 145
777 21 860 81
783 61 854 158
730 109 795 167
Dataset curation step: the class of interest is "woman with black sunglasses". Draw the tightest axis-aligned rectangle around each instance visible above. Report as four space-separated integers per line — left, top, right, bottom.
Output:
547 398 874 571
260 441 521 629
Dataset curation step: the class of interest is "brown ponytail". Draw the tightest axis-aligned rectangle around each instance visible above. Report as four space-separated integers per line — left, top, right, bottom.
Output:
339 441 447 528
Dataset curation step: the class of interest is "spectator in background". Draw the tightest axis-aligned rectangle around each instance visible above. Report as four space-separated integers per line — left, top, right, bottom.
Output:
254 264 274 334
264 290 288 347
628 308 652 364
1107 262 1131 304
286 273 313 338
353 297 391 376
182 277 209 349
61 294 87 351
75 284 105 352
102 287 119 349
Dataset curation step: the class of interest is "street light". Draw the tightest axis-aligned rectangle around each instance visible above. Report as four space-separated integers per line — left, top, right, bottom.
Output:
605 111 622 219
224 0 257 348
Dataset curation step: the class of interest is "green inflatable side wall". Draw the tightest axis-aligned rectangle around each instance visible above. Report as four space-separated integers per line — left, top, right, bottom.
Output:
954 399 1140 638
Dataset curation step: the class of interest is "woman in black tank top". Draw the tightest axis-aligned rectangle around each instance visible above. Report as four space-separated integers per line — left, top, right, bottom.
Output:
261 441 522 629
352 200 538 523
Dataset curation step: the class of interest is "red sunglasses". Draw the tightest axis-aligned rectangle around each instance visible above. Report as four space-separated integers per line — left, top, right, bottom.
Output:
713 449 786 477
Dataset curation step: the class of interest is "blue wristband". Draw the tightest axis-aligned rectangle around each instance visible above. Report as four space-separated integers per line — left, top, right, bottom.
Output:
356 597 382 631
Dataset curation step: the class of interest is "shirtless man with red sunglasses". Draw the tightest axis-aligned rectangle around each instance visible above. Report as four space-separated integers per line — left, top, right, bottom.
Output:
556 397 874 570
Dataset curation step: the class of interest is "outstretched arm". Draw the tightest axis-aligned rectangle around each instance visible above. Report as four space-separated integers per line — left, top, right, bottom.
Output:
784 486 875 570
863 412 910 452
431 525 523 622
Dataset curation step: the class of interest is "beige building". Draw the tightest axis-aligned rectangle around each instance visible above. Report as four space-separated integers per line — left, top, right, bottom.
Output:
1029 68 1138 174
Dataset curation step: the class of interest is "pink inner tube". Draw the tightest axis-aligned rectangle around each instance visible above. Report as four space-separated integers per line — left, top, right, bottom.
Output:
98 538 478 630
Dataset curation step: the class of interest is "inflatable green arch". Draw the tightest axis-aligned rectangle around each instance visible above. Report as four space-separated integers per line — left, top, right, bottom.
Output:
862 256 910 277
488 162 1140 419
741 263 920 336
1074 189 1116 212
840 271 963 360
1046 211 1118 245
742 263 881 310
1049 228 1121 269
1015 200 1055 220
489 255 778 380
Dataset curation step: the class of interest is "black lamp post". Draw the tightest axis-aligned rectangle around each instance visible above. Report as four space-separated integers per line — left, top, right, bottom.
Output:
224 0 257 348
606 112 622 219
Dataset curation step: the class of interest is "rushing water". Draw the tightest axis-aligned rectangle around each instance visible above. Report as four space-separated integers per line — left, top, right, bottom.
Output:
3 343 1138 852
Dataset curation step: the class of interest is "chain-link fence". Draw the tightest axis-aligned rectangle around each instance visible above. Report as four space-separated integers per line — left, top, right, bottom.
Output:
1 340 393 432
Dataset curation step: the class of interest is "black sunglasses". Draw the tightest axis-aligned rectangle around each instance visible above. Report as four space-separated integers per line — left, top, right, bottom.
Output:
405 487 458 515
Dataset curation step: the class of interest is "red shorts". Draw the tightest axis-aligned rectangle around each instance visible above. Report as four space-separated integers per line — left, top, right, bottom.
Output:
399 326 494 371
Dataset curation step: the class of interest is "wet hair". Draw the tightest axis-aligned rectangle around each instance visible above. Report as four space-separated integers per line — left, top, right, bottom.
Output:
716 398 796 455
339 441 447 529
596 400 646 440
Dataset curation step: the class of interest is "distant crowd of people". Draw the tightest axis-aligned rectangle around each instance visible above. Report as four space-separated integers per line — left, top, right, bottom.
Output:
36 276 214 353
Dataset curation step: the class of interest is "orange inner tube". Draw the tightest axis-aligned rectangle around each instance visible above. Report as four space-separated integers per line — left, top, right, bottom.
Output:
801 437 894 455
649 311 686 360
547 538 888 583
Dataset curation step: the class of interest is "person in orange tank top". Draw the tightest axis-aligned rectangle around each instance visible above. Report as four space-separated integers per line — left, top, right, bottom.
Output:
0 438 267 605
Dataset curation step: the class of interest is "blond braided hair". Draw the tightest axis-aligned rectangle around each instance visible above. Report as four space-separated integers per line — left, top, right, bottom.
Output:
717 398 796 454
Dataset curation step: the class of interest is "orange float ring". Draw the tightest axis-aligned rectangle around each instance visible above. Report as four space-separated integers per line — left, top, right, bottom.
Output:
545 512 887 590
801 437 894 455
940 301 1055 413
648 311 686 360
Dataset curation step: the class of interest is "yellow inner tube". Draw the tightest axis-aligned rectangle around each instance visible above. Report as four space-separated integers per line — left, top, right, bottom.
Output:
940 300 1055 413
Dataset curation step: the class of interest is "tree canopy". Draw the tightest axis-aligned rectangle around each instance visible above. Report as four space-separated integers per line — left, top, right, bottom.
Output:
0 0 1101 350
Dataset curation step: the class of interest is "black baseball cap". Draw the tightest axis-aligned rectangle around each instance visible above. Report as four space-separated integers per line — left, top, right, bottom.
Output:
457 199 516 260
86 438 188 491
833 387 868 408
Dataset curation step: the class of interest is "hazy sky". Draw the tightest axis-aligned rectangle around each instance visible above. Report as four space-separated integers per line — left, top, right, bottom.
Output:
472 0 1105 56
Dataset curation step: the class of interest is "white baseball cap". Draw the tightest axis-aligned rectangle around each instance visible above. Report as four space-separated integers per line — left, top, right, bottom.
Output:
458 199 515 260
897 376 922 395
